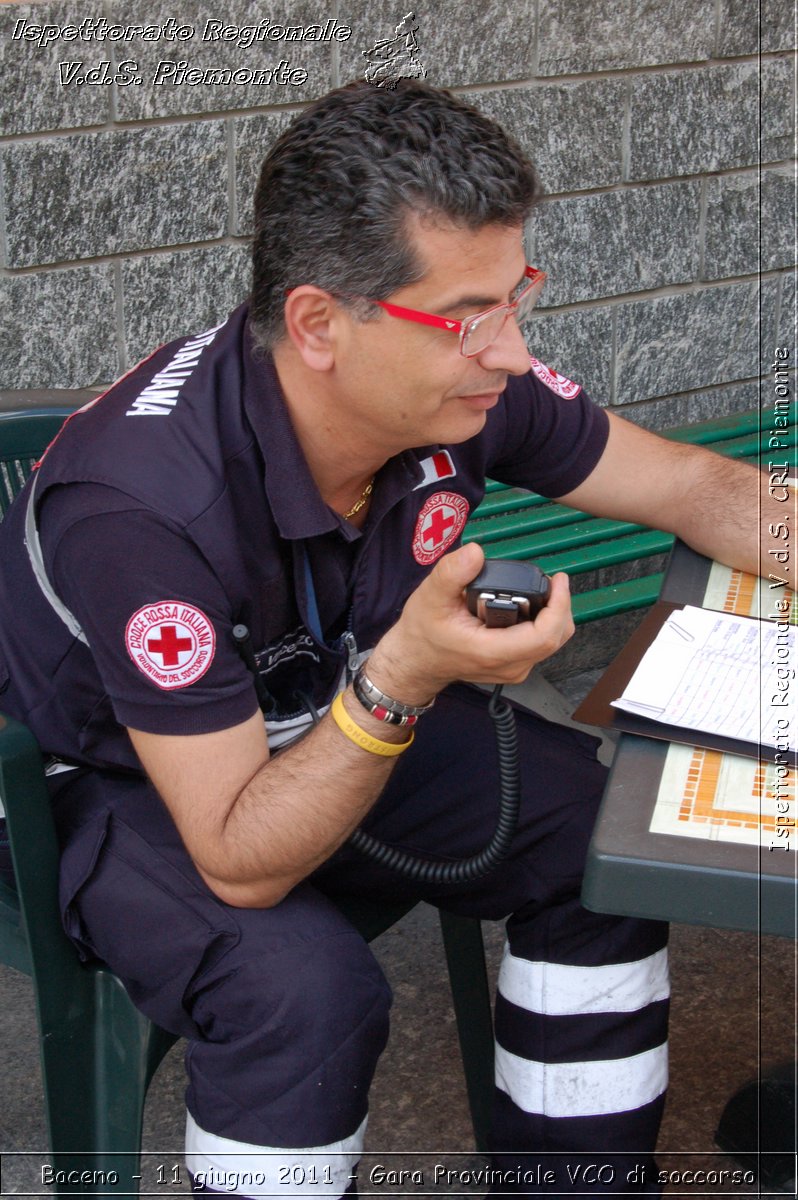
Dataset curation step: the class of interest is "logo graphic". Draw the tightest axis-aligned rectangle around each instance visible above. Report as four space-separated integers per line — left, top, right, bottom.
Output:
125 602 216 690
529 356 582 400
414 450 457 490
412 492 470 565
363 12 426 89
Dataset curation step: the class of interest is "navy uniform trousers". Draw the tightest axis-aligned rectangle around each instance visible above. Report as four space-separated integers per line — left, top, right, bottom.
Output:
50 685 669 1198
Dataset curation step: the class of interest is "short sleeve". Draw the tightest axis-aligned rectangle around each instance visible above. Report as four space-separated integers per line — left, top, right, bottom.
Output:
487 369 610 498
39 484 259 735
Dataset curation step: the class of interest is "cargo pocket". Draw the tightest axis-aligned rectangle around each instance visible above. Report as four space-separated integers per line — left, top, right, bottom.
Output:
60 809 242 1038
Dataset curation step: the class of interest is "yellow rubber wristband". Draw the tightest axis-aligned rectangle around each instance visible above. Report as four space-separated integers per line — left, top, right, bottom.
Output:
330 692 414 757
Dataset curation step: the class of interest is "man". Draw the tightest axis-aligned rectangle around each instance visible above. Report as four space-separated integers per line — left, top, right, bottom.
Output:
0 81 771 1196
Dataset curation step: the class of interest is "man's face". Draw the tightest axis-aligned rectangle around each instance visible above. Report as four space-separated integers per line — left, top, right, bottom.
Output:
331 216 533 455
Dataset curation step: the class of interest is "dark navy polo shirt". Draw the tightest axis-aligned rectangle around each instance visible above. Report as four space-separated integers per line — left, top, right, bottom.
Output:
0 304 608 774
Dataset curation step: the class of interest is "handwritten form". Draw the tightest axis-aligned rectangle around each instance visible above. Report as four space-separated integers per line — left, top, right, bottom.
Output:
648 566 796 849
611 605 796 753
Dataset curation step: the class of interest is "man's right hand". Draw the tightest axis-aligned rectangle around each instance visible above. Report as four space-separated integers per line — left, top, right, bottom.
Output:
364 541 575 706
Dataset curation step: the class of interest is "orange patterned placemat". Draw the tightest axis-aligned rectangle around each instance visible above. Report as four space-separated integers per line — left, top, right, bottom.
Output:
649 566 795 849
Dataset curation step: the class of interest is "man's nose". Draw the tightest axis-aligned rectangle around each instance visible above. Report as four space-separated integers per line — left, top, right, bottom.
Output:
476 315 531 376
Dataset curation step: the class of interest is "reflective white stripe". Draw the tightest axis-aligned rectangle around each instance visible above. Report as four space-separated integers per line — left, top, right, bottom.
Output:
24 471 88 645
44 760 81 777
495 1042 668 1119
266 707 326 751
185 1112 366 1197
497 944 669 1016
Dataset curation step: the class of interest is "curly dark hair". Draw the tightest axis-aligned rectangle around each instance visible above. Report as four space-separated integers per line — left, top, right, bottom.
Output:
250 80 541 349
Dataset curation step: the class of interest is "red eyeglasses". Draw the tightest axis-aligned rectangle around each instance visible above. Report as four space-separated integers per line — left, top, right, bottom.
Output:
372 265 546 357
286 266 546 358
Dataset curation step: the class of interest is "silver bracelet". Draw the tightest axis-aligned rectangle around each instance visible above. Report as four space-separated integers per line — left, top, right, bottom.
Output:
353 667 435 727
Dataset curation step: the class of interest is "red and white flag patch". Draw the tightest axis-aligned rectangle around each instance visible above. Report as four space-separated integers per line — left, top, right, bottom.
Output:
529 356 582 399
412 492 470 565
414 450 456 490
125 602 216 691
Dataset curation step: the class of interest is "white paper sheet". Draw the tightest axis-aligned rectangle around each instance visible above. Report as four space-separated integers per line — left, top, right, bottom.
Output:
612 604 796 752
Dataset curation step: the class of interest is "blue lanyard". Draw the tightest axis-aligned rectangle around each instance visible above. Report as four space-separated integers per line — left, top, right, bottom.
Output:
302 545 358 676
302 545 324 645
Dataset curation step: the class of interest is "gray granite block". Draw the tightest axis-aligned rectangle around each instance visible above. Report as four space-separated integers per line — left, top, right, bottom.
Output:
121 244 251 367
2 122 228 268
761 167 797 273
233 110 303 237
702 172 758 281
520 305 614 403
337 0 533 89
1 1 110 134
537 0 715 75
0 265 118 389
760 56 796 163
614 282 761 405
717 0 797 57
609 381 761 432
775 269 796 353
532 182 701 306
628 63 760 180
761 273 782 363
107 0 332 121
472 80 627 195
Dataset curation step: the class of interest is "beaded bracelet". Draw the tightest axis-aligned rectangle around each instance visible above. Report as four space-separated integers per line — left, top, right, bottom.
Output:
353 667 435 727
330 693 414 756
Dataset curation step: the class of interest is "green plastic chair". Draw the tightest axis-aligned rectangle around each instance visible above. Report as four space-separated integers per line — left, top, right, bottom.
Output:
0 407 495 1195
0 407 77 518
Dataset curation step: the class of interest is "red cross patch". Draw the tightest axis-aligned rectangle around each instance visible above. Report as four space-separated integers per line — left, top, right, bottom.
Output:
529 356 582 399
412 492 470 566
125 602 216 691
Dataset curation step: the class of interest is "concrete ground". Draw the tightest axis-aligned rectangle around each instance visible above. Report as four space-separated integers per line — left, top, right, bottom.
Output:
0 673 795 1197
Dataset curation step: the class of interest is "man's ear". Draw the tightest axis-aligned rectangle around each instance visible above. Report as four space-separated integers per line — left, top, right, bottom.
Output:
282 286 338 371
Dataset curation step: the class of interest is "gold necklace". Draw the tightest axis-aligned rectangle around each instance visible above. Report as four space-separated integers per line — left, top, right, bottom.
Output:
342 477 374 520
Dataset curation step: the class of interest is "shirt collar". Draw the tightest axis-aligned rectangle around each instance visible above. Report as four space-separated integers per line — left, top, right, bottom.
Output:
241 318 442 540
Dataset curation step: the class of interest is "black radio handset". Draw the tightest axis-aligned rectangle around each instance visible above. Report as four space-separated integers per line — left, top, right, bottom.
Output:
234 563 552 884
347 561 552 884
465 560 551 626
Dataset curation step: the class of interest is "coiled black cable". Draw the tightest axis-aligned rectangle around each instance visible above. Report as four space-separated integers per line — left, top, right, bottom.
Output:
233 624 522 885
347 684 521 883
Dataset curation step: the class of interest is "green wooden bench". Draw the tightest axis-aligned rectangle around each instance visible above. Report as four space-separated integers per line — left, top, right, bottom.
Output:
464 407 782 624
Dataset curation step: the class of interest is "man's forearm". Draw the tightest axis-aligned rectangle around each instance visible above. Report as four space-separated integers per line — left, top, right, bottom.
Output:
199 685 408 908
664 447 796 593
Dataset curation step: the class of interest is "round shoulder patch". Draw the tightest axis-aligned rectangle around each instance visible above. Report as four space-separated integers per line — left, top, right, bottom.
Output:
125 602 216 691
412 492 470 566
529 356 582 399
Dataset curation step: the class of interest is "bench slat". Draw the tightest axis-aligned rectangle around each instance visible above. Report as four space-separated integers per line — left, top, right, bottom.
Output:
571 573 666 624
481 527 675 574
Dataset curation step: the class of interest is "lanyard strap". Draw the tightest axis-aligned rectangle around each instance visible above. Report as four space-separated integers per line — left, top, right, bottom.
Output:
302 544 325 645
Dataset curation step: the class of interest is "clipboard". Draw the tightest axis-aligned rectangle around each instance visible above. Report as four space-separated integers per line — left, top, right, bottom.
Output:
572 600 797 767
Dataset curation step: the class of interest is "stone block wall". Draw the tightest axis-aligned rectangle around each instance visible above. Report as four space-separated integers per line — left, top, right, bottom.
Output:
1 1 795 425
